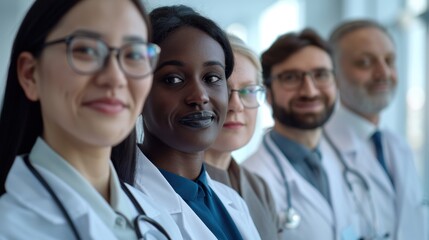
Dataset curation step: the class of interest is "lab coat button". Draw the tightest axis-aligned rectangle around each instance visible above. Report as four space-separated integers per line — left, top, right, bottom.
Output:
115 216 126 227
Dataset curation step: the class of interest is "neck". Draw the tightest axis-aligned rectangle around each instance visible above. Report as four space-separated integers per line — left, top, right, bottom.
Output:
342 101 380 125
140 133 204 180
43 133 111 202
273 122 321 149
204 149 232 170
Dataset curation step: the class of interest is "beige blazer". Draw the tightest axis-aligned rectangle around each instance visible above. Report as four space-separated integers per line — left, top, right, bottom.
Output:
206 160 281 240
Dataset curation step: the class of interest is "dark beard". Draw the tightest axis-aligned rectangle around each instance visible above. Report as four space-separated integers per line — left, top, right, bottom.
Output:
271 95 335 130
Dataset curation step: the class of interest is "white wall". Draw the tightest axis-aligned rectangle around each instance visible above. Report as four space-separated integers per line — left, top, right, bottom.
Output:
0 0 32 108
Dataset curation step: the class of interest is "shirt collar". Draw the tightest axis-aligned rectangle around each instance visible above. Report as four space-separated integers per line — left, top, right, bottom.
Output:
159 165 211 201
270 129 318 163
338 105 378 139
30 137 135 227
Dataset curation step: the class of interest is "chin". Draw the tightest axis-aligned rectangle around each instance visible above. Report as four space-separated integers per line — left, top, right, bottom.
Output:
84 129 131 147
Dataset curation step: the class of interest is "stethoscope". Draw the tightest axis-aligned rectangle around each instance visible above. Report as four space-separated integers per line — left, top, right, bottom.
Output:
262 134 301 229
264 130 390 239
23 155 171 240
323 129 390 239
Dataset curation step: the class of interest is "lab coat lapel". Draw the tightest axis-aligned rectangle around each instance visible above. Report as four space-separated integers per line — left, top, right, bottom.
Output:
320 137 361 236
265 135 334 226
135 150 218 240
207 174 258 240
8 157 117 240
325 121 395 198
287 166 334 225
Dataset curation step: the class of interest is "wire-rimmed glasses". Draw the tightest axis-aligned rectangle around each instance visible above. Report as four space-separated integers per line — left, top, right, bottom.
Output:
42 33 160 79
272 68 334 90
228 84 265 109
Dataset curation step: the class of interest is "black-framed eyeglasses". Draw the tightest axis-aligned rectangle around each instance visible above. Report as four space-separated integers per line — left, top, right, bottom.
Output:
42 33 160 79
228 84 265 109
272 68 334 90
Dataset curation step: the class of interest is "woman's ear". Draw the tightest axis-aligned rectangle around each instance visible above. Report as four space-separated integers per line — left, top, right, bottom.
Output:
265 87 272 106
17 52 39 101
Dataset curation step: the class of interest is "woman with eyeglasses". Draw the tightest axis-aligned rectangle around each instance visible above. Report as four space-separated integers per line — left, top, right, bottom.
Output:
0 1 182 239
119 5 260 240
204 34 281 239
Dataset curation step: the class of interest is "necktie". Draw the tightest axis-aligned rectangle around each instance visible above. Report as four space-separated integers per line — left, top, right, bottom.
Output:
306 149 331 205
371 131 391 181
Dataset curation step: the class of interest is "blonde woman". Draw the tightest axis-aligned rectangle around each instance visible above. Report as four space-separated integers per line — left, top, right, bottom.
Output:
205 34 280 239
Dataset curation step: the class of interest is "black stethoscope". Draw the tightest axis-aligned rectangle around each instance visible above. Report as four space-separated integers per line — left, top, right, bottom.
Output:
23 155 171 240
264 130 390 239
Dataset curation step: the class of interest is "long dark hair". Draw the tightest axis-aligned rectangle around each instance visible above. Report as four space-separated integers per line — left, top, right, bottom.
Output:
0 0 152 194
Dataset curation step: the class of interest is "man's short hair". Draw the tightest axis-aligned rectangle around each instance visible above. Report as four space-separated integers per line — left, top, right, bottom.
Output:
261 28 331 88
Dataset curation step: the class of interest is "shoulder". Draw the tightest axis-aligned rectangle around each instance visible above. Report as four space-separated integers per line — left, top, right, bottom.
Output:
382 129 415 165
382 129 411 150
242 143 270 169
241 167 271 196
0 194 56 239
240 167 278 216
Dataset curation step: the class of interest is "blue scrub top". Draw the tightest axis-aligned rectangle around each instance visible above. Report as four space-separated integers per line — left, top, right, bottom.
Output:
159 165 243 240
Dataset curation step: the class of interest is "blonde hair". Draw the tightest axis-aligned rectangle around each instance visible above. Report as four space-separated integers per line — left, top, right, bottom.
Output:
227 34 262 84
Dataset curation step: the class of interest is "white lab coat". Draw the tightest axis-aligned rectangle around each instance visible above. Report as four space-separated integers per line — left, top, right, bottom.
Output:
0 156 183 240
325 106 428 240
242 131 373 240
134 149 261 240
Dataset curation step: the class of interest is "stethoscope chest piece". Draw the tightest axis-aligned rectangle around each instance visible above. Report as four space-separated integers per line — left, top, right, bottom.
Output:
279 207 301 229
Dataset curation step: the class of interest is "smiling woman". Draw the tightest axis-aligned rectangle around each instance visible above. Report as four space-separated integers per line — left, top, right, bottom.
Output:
143 24 229 154
0 0 182 239
122 5 261 240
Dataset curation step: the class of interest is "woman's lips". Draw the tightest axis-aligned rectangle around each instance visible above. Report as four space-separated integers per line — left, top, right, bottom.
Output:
179 110 216 129
223 121 244 129
83 98 127 115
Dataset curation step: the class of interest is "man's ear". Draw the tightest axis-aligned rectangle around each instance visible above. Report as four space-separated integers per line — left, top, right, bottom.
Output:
17 52 39 101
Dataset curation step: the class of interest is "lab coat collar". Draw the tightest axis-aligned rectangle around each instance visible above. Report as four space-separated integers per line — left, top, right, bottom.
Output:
337 106 377 140
264 133 334 225
135 149 258 240
135 148 186 215
6 157 117 239
6 157 84 224
325 105 395 197
135 148 236 212
29 138 134 228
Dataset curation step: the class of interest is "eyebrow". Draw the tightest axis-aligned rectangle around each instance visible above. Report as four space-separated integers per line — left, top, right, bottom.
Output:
279 67 332 72
155 60 225 72
73 29 101 38
155 60 184 72
123 36 146 43
204 61 225 70
72 30 146 42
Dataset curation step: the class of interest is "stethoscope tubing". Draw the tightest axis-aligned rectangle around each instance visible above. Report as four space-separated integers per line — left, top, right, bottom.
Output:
23 155 172 240
262 134 293 211
24 155 82 240
322 129 385 239
263 129 383 237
